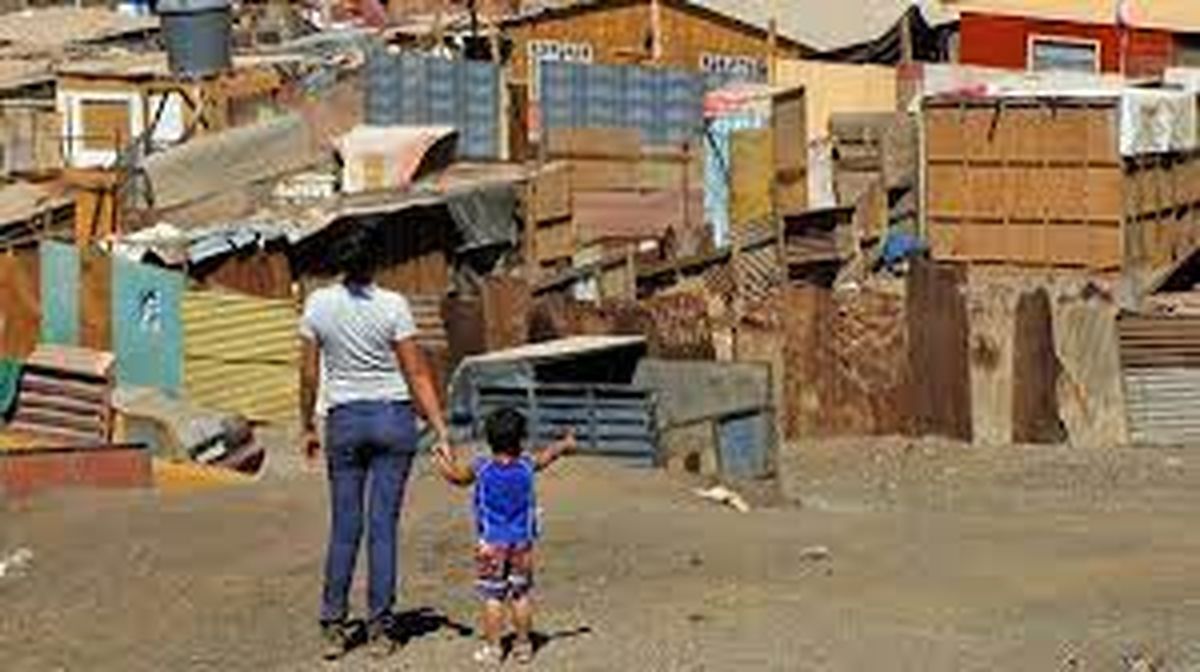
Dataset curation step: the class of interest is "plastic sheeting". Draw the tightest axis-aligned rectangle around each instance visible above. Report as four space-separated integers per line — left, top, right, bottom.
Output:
1120 89 1199 156
447 182 518 253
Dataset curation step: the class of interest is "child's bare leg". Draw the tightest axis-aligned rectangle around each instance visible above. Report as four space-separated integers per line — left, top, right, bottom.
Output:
482 599 506 648
511 595 533 643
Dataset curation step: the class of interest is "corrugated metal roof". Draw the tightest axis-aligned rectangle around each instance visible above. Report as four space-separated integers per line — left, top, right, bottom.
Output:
182 289 299 424
464 335 646 365
144 114 327 213
0 8 157 52
0 182 71 228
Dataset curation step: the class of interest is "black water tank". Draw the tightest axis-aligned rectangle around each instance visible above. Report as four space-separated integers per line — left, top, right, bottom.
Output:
157 0 232 79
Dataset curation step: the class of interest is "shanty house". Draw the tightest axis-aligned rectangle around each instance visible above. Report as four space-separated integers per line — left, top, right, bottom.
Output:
502 0 956 92
57 53 288 169
946 0 1200 77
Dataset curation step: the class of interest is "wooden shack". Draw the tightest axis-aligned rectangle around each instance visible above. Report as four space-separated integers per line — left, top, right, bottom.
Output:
57 53 287 169
501 0 810 88
923 95 1200 282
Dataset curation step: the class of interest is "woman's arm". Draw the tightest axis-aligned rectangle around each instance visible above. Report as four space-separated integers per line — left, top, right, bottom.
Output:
299 337 321 460
394 338 449 446
432 444 476 487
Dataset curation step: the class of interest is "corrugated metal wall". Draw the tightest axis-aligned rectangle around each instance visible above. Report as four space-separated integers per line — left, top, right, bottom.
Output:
1120 316 1200 445
112 257 183 394
365 49 502 159
540 61 704 145
182 289 299 424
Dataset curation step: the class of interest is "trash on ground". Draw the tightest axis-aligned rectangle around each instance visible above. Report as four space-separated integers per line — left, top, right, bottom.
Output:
0 547 34 579
799 545 833 562
693 485 751 513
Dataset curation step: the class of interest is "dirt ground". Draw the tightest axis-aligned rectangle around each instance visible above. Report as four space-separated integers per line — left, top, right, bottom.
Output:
3 436 1200 671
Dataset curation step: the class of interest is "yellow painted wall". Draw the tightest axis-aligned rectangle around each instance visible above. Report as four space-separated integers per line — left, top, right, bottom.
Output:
774 60 898 141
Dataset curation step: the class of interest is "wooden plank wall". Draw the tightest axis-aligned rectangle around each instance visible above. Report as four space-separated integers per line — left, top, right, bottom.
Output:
505 1 804 84
925 99 1125 269
79 247 112 352
772 87 808 216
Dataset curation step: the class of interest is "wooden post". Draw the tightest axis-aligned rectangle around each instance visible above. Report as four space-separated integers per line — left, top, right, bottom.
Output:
899 5 914 65
768 0 778 85
650 0 663 63
681 140 690 247
524 176 538 281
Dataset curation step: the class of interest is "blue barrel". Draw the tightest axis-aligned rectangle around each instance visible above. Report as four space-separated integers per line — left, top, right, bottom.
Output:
157 0 232 79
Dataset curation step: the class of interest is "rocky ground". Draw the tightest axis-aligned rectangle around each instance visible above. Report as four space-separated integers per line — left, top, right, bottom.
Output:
3 436 1200 671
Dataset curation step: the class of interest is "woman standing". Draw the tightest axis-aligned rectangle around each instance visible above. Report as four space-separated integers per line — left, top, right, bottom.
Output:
298 235 447 661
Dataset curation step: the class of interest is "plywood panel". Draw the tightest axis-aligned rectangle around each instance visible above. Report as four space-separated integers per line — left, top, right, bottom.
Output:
730 127 772 228
772 87 807 215
0 249 39 358
535 219 576 261
926 107 966 161
81 100 130 152
79 247 111 352
531 162 571 222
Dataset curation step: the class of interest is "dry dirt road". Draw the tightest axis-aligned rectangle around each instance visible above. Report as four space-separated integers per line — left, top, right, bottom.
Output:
3 439 1200 671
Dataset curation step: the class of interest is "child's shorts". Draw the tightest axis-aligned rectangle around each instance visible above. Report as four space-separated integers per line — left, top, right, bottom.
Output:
475 541 534 601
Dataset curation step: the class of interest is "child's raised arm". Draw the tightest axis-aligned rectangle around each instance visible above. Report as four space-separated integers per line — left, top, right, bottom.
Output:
533 429 576 471
432 444 476 486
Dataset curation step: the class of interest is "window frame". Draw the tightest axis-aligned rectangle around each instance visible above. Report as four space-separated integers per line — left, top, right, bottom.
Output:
1027 35 1102 74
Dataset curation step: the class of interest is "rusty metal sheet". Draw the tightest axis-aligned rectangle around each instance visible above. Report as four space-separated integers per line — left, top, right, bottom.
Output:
182 289 298 424
907 260 972 441
1012 289 1066 444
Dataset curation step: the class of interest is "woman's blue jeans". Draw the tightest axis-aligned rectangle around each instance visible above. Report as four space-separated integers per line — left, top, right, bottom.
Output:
319 400 416 627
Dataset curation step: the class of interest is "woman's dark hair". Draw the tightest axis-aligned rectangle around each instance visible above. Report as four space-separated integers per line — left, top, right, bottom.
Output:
334 226 378 290
484 407 527 457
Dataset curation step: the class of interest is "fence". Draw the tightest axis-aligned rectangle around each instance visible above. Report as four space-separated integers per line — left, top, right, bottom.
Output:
181 289 299 424
467 383 658 464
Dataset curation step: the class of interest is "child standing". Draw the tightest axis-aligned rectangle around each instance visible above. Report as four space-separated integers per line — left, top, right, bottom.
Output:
433 407 574 665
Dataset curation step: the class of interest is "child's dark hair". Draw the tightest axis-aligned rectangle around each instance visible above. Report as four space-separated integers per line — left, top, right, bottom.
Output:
485 407 527 457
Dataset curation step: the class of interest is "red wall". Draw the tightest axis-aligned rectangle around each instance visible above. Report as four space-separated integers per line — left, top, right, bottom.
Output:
959 12 1174 77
